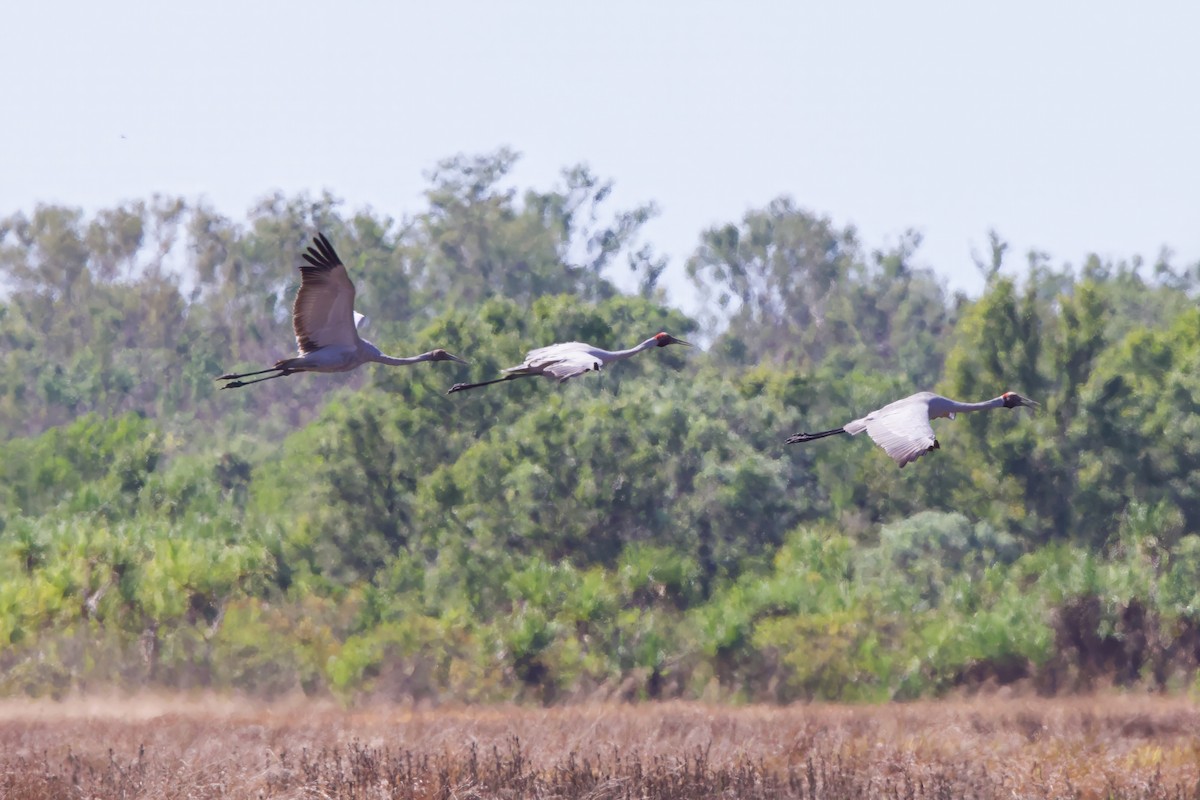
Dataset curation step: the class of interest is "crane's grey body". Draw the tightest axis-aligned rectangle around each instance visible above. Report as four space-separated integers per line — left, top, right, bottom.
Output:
503 341 616 382
787 391 1038 467
217 234 466 389
447 333 690 394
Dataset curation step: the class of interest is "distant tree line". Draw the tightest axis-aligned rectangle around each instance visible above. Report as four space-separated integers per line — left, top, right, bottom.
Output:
1 149 1199 701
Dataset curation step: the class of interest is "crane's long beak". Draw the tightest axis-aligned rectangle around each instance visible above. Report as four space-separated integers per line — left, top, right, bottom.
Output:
444 352 469 364
1020 397 1040 409
670 336 692 347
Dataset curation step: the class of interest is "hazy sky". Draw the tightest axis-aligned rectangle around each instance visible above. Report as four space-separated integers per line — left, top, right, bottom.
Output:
4 1 1197 308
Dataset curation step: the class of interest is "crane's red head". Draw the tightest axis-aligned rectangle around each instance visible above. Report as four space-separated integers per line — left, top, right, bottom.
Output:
1001 391 1038 409
654 332 691 348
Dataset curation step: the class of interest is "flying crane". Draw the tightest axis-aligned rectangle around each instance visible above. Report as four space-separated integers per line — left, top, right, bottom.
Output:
446 333 690 394
786 391 1039 467
217 233 466 389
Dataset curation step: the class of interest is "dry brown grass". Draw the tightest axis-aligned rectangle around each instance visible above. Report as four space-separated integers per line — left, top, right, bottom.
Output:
3 693 1200 799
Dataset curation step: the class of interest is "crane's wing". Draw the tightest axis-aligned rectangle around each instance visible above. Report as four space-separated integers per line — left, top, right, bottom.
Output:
293 233 359 354
861 400 938 468
540 351 603 382
519 341 591 366
503 342 601 382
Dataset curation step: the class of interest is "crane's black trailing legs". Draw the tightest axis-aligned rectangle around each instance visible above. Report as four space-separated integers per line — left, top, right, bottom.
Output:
785 427 847 444
217 368 294 389
447 373 537 394
217 366 284 381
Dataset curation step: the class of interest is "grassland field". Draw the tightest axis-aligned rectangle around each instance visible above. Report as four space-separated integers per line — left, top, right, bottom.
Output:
4 693 1200 799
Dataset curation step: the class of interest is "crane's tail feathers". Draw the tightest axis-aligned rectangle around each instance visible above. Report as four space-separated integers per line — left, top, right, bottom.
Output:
785 427 847 444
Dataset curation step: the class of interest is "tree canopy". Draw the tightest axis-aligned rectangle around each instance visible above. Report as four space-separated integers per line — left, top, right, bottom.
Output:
2 149 1199 702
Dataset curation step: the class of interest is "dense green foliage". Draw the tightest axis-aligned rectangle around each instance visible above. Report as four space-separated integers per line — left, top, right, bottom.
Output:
2 150 1199 701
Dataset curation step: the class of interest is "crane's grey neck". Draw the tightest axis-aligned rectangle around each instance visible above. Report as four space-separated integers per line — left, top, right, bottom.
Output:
603 337 660 361
942 395 1007 413
373 352 436 366
362 340 434 366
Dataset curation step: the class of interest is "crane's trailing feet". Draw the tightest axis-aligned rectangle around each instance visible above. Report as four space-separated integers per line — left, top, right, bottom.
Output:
785 391 1038 468
785 428 847 443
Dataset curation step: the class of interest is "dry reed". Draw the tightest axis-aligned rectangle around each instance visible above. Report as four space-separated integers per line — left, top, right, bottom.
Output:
3 693 1200 798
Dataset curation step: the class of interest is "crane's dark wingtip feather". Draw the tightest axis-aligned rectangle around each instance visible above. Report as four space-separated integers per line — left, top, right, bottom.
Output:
316 233 340 263
302 233 342 270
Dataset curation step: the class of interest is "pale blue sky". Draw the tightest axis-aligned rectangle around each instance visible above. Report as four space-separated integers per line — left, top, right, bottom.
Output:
3 1 1197 309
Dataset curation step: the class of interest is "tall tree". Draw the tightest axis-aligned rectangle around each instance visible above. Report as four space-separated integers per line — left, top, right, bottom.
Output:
687 198 952 386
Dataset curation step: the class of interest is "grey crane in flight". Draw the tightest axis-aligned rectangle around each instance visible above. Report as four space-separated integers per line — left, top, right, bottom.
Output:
786 391 1039 467
446 333 690 394
217 233 466 389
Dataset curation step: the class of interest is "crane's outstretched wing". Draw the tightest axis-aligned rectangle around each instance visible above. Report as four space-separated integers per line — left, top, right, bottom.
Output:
294 233 358 354
861 400 938 467
503 342 601 382
540 351 603 382
518 341 590 366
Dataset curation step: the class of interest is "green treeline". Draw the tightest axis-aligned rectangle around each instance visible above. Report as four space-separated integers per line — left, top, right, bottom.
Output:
2 150 1199 702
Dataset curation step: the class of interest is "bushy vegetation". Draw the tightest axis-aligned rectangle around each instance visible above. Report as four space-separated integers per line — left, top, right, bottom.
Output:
2 149 1199 702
